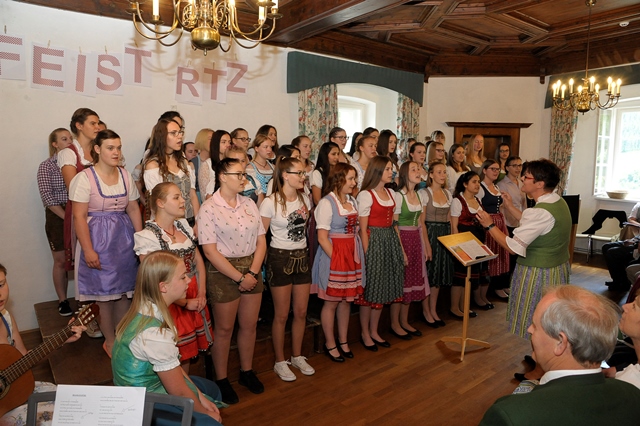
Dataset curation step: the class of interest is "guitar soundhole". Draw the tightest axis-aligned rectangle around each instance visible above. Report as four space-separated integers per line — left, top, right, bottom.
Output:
0 375 9 399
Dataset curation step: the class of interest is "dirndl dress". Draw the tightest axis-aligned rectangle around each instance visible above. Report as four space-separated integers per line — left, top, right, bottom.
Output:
397 192 429 303
452 195 489 287
76 167 138 301
424 187 454 287
356 189 404 308
481 182 510 276
312 194 365 301
143 221 213 359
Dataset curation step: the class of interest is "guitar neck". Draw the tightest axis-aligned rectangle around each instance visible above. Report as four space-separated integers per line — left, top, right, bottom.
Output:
3 321 78 385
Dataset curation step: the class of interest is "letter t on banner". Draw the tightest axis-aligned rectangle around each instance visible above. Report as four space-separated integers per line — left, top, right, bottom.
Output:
0 34 26 80
124 46 152 87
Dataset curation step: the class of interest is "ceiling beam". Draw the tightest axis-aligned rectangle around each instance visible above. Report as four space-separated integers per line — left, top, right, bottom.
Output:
486 0 556 14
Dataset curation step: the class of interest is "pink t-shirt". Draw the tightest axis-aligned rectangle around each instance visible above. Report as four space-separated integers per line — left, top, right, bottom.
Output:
197 191 265 257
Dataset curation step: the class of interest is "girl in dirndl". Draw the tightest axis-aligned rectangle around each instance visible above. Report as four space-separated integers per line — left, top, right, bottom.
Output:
356 156 405 351
478 159 510 308
134 182 213 373
313 163 364 362
392 161 432 338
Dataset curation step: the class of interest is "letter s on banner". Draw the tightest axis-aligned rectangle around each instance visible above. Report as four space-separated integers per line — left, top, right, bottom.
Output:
31 43 65 91
97 53 124 95
0 34 26 80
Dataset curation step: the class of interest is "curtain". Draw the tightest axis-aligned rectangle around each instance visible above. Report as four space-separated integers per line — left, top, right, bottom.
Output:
397 93 420 161
549 106 579 195
298 84 338 162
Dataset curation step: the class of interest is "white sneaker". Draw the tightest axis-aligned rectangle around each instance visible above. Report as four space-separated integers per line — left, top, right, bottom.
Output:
85 319 103 338
290 356 315 376
274 361 297 382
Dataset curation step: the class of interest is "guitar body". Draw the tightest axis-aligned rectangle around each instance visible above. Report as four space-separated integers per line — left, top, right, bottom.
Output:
0 344 35 418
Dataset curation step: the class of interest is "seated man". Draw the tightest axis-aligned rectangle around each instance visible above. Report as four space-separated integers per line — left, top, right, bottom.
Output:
603 235 640 291
480 285 640 426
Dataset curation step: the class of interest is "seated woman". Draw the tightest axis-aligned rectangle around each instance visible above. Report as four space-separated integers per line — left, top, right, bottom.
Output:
112 251 223 426
0 263 85 426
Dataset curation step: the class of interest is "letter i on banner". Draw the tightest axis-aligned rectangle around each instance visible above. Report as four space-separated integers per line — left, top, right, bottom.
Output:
65 50 97 97
97 52 124 95
123 45 152 87
0 34 26 80
31 42 66 91
175 66 203 105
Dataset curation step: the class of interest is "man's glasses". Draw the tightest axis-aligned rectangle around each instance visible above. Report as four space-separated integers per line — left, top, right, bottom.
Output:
223 172 247 180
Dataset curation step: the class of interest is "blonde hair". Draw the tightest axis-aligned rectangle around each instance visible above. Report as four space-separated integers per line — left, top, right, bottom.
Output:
115 251 180 342
194 128 214 152
149 182 179 216
48 128 69 157
225 145 248 160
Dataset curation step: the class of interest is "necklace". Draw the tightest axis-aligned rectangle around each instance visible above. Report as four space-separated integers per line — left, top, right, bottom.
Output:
162 225 177 241
254 159 268 168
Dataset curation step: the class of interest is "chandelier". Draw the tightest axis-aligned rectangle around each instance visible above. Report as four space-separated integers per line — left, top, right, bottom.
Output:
127 0 283 55
551 0 621 114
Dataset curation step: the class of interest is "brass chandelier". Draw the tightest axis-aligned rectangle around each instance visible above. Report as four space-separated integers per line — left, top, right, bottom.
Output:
127 0 283 55
551 0 621 114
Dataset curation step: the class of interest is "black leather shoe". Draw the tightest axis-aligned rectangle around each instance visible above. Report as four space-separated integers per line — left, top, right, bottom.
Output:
514 373 526 382
372 338 391 348
469 310 478 318
215 378 239 405
473 300 493 310
421 316 440 328
390 329 412 340
360 337 378 352
239 369 264 394
435 319 446 327
324 345 345 362
402 327 422 337
338 342 354 359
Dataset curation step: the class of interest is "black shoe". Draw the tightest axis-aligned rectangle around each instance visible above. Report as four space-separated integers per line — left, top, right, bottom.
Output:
239 369 264 394
486 303 495 309
360 337 378 352
402 327 422 337
372 338 391 348
523 355 536 368
435 319 446 327
215 378 239 405
449 310 464 320
324 345 345 362
473 300 493 310
514 373 526 382
469 310 478 318
338 342 354 359
390 329 412 340
421 316 440 328
58 300 73 317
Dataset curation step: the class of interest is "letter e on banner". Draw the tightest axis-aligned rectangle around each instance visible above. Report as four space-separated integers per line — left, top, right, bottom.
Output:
204 66 227 104
176 66 202 105
65 50 97 97
0 34 26 80
226 62 247 95
97 53 124 95
32 43 65 91
124 46 152 87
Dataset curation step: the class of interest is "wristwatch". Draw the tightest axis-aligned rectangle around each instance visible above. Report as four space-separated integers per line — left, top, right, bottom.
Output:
247 270 258 279
484 223 496 231
234 274 245 285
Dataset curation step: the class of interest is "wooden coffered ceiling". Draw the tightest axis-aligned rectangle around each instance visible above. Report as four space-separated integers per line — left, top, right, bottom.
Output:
17 0 640 80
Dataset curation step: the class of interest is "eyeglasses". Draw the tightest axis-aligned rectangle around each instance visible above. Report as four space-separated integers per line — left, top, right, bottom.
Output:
234 137 251 143
285 170 306 177
507 163 523 168
168 130 185 137
435 149 445 153
333 136 347 140
223 172 247 180
487 167 501 172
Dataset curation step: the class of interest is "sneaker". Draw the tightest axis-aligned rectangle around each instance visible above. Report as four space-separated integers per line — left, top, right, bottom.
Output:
215 378 239 405
85 319 103 338
58 300 73 317
290 356 315 376
273 361 297 382
238 369 264 394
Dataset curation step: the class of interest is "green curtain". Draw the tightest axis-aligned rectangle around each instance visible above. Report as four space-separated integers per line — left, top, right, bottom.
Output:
549 106 579 195
298 84 338 162
397 93 420 162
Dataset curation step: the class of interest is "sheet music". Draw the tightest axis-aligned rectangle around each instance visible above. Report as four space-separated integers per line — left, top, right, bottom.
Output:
52 385 145 426
453 239 493 261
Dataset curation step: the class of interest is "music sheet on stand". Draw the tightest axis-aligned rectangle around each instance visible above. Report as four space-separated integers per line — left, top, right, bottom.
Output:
52 384 145 426
455 239 492 261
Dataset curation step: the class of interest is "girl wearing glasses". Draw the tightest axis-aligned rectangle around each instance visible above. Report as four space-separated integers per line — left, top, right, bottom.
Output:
494 142 511 182
329 127 351 164
231 128 251 152
356 156 405 350
199 130 232 200
134 182 213 374
70 130 142 357
260 158 314 382
477 160 510 308
198 158 267 404
222 146 264 206
426 140 447 168
144 118 200 227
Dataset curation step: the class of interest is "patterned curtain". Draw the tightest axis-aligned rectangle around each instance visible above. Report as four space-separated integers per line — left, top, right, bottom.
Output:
397 93 420 161
298 84 338 162
549 106 579 195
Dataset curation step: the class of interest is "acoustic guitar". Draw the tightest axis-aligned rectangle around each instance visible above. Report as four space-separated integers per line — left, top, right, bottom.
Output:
0 303 99 417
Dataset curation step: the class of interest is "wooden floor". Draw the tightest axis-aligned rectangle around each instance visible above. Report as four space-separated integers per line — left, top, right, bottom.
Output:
23 253 627 426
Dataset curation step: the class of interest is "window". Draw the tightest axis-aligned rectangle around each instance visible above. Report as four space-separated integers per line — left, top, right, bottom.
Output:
594 99 640 198
338 95 375 152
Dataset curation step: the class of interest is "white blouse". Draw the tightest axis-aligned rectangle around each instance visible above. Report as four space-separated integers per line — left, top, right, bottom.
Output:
356 188 394 217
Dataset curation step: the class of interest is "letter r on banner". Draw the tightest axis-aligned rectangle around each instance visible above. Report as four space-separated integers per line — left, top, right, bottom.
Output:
176 67 202 105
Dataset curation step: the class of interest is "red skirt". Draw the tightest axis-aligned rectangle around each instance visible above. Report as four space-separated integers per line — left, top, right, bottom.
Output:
486 213 510 277
169 275 213 360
